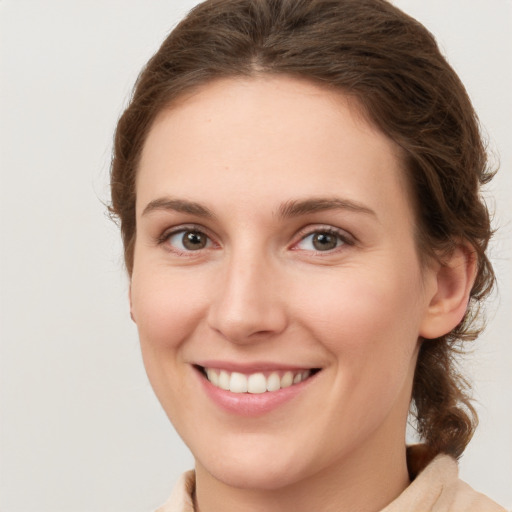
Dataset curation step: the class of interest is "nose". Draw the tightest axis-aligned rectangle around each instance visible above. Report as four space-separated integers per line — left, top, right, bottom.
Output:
207 250 288 344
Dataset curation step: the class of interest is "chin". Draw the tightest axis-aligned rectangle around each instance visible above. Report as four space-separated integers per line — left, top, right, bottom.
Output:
195 442 312 491
206 461 304 491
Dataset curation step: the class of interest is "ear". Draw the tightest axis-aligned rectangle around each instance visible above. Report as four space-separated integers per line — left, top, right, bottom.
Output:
129 283 136 323
419 244 477 340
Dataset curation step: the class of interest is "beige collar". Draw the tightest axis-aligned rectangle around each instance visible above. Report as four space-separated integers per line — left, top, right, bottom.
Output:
156 450 506 512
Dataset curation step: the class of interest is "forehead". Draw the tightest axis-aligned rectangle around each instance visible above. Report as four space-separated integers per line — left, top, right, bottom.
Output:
136 75 410 223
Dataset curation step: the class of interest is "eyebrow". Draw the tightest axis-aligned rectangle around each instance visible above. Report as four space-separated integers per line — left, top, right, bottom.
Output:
141 196 376 220
141 198 215 218
277 197 377 219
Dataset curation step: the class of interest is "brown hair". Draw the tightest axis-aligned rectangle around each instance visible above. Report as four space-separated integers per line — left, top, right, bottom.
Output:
110 0 495 459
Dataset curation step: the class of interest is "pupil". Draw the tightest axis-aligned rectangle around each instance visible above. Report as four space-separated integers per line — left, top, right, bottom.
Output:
183 231 206 250
313 233 337 251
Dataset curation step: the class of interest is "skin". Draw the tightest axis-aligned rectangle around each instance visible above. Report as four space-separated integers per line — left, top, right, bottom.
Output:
130 76 474 512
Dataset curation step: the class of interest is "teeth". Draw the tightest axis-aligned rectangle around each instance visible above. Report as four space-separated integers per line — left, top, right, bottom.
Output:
247 373 267 394
218 370 230 390
206 368 219 386
281 371 293 388
204 368 313 393
230 372 248 393
266 372 281 392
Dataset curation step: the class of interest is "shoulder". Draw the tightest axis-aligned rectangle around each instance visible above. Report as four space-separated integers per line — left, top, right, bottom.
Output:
383 448 507 512
424 455 506 512
154 457 507 512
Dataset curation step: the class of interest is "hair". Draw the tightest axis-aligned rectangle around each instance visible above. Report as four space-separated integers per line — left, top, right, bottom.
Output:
110 0 495 460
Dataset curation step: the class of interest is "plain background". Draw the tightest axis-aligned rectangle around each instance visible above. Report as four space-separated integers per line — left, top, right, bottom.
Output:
0 1 511 511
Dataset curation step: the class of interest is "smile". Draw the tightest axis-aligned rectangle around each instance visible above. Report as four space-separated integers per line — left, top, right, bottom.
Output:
202 367 315 394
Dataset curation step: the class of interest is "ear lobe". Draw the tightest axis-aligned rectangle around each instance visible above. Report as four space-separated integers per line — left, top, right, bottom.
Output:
419 245 477 340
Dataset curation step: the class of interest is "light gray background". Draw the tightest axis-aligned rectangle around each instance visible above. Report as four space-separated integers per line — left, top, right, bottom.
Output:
0 1 511 511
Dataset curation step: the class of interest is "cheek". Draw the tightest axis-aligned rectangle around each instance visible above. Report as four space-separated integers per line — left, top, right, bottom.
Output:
297 266 423 430
129 267 210 422
130 267 208 350
294 263 424 371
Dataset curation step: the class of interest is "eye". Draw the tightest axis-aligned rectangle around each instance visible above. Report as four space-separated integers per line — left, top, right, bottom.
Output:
295 229 348 252
166 229 212 252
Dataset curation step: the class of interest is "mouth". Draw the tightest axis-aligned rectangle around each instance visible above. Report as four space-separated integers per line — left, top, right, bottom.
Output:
195 365 321 394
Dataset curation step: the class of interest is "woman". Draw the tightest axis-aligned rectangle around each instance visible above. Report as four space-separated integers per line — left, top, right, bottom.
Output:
110 0 506 510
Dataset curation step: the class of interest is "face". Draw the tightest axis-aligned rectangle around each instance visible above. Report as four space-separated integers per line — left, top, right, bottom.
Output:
130 76 437 490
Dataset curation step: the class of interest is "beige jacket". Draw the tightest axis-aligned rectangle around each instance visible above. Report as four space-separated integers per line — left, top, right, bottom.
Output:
155 452 506 512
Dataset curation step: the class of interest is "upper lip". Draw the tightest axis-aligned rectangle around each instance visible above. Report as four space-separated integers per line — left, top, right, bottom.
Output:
194 360 320 373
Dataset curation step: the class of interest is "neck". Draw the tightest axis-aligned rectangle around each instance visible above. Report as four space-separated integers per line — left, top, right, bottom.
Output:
194 433 410 512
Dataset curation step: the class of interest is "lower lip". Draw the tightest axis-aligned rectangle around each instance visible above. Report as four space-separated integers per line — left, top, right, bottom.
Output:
196 369 317 417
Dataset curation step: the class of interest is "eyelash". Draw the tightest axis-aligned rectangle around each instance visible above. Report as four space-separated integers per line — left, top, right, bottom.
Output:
292 226 354 254
156 224 354 255
157 224 216 256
